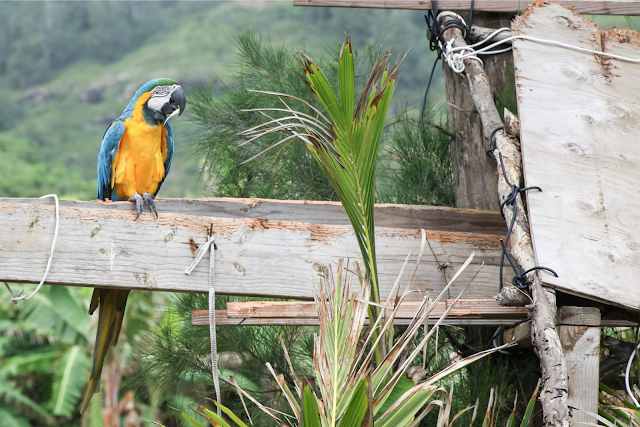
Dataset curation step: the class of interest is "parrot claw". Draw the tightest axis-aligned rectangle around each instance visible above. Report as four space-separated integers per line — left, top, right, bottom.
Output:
128 192 144 220
143 192 158 218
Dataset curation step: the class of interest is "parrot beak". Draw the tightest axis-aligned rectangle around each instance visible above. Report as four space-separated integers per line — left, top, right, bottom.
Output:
162 85 187 123
171 86 186 116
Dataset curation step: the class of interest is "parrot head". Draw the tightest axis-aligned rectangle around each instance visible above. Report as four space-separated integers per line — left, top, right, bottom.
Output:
129 78 187 124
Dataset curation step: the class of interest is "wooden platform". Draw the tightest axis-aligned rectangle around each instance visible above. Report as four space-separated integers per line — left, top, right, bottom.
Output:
513 3 640 311
0 198 510 301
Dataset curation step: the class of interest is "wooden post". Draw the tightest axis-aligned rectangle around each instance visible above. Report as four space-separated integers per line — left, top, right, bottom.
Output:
437 21 570 427
444 12 513 210
557 307 601 427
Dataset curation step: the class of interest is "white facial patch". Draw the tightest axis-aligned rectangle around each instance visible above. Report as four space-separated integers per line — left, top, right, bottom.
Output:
147 84 180 112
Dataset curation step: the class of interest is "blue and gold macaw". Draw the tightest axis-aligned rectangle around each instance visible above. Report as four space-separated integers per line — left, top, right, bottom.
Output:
81 78 186 413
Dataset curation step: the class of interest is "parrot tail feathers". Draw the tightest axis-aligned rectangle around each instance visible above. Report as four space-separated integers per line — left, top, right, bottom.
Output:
80 376 101 414
80 289 130 414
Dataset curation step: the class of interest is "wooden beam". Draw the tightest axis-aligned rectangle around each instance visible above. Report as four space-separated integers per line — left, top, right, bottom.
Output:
192 298 530 326
293 0 640 15
225 298 527 318
194 308 638 326
0 198 510 300
4 197 506 235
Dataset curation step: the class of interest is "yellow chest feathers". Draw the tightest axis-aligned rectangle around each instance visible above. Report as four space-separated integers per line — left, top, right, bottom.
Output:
110 93 169 200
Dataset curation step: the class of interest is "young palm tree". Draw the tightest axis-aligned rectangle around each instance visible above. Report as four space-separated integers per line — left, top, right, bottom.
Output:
240 34 402 340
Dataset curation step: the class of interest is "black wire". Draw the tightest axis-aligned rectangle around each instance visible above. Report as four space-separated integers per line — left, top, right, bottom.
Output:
420 0 470 132
487 126 503 160
494 152 557 297
467 0 475 43
420 59 441 133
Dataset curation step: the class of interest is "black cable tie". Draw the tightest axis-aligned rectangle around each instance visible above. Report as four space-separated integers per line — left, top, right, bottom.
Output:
487 126 503 159
522 266 558 278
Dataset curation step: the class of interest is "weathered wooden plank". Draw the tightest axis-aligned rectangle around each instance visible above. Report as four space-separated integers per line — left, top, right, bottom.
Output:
226 299 527 318
504 321 533 347
194 310 637 326
225 299 527 318
558 307 601 427
513 3 640 311
293 0 640 15
2 197 506 235
191 310 528 326
0 200 509 300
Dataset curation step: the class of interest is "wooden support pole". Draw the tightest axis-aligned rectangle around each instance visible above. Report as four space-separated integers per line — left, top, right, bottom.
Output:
293 0 640 15
443 13 513 211
438 24 570 427
557 307 601 427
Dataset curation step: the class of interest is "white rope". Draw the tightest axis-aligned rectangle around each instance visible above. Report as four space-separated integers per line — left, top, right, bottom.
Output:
625 343 640 407
4 194 60 304
437 14 640 75
185 234 221 417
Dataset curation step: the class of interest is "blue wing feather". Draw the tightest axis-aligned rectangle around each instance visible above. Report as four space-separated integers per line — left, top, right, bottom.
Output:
154 121 174 196
97 120 126 201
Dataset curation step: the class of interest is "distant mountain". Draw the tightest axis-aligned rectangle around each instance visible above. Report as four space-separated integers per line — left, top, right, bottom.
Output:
0 1 445 199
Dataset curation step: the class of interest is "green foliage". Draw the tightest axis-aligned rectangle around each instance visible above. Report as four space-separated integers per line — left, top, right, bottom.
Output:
132 293 315 425
379 112 454 206
0 137 95 199
240 35 403 317
0 285 88 425
188 29 338 200
0 2 212 88
51 345 91 416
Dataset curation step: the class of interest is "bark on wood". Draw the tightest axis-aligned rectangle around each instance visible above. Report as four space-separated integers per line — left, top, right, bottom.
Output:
503 108 520 140
293 0 640 15
469 25 513 44
440 24 569 427
495 286 530 306
443 12 512 210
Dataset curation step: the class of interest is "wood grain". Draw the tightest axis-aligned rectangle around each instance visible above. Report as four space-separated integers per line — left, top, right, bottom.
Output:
2 197 506 235
293 0 640 15
559 323 600 426
513 3 640 311
441 18 570 426
444 13 512 211
0 200 510 300
224 298 528 318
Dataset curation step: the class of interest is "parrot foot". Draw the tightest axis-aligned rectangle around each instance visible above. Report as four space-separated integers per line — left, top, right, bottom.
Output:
128 192 144 220
142 192 158 218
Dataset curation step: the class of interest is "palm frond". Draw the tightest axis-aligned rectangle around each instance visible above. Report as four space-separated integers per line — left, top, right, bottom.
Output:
51 344 91 416
239 34 405 325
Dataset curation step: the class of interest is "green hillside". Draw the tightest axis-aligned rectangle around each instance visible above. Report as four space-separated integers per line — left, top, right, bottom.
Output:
0 1 443 200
